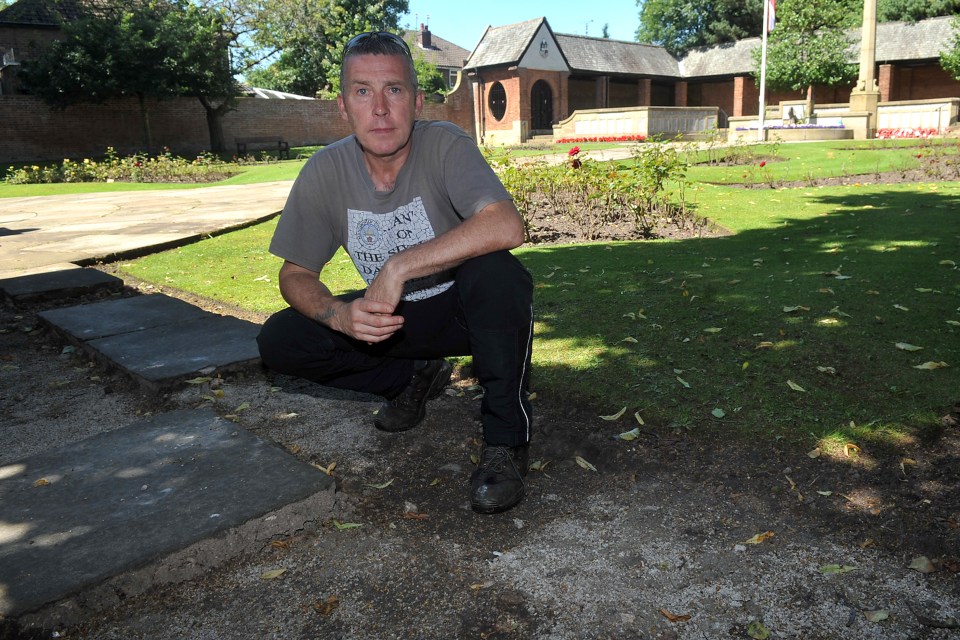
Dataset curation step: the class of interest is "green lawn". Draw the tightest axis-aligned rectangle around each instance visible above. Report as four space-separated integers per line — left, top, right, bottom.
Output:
25 139 960 455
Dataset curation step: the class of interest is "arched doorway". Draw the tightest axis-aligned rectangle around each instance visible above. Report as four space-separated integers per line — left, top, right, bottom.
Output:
530 80 553 132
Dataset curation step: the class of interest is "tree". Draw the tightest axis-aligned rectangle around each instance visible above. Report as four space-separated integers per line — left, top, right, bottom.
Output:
636 0 765 56
242 0 408 97
21 0 237 152
877 0 960 22
754 0 858 121
939 15 960 81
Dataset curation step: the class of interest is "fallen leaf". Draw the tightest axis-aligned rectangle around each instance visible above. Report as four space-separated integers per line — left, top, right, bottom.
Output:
783 305 810 313
703 327 722 333
864 610 889 623
634 411 645 425
817 490 833 496
365 479 394 490
33 478 50 487
787 380 806 392
470 581 495 591
529 460 551 472
941 260 957 266
312 595 340 616
712 408 726 418
185 376 212 385
819 564 857 574
909 555 935 573
859 538 875 549
895 342 923 351
844 443 861 458
658 609 692 623
617 428 642 441
621 336 639 343
331 520 362 531
747 620 771 639
599 406 627 421
744 531 775 545
260 568 286 580
817 366 837 375
575 456 598 472
894 304 910 311
807 448 822 458
947 320 960 327
676 376 691 388
914 361 949 370
234 402 250 412
757 341 774 349
403 511 429 520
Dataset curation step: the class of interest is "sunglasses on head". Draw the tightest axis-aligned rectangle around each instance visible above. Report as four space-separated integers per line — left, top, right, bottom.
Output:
343 31 412 57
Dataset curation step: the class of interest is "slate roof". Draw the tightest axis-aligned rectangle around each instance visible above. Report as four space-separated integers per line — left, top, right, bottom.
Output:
466 15 959 81
0 0 119 25
556 33 679 77
402 29 470 69
463 17 545 69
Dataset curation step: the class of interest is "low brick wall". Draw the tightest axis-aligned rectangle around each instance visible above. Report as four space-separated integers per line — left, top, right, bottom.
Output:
0 80 475 164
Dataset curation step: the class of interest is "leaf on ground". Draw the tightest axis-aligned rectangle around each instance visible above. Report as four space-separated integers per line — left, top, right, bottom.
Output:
747 620 771 639
783 305 810 313
914 361 949 370
312 595 340 616
621 336 639 343
185 376 212 385
909 555 935 573
786 380 806 392
744 531 775 545
365 479 394 490
403 511 429 520
844 443 861 458
658 609 692 623
703 327 722 333
712 408 726 418
470 453 479 465
819 564 857 574
676 376 691 388
757 341 774 349
819 287 835 294
634 411 645 425
940 260 957 266
817 490 833 496
260 568 286 580
331 520 362 531
599 406 627 421
470 581 495 591
234 401 250 412
33 478 50 487
895 342 923 351
817 366 836 375
575 456 598 472
529 459 551 472
864 610 890 623
894 304 910 311
807 448 822 458
947 320 960 327
829 306 852 318
617 427 642 441
311 461 336 475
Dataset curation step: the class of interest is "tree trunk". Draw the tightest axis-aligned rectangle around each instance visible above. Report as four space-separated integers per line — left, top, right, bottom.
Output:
805 85 815 124
199 96 234 153
137 92 154 152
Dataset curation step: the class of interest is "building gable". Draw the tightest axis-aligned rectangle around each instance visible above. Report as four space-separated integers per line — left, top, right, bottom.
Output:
517 22 568 72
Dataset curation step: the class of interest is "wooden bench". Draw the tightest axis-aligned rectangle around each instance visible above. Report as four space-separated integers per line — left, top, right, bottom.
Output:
235 136 290 159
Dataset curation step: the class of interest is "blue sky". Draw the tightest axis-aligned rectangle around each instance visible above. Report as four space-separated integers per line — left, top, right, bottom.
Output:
400 0 642 52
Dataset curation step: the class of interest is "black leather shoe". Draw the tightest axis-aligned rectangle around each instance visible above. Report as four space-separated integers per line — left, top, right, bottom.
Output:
374 359 453 432
470 443 529 514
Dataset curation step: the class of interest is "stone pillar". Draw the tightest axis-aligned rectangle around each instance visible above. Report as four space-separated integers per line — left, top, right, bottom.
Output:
848 0 881 138
595 76 609 108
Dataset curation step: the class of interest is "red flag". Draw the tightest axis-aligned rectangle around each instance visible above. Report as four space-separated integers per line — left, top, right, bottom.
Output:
767 0 776 32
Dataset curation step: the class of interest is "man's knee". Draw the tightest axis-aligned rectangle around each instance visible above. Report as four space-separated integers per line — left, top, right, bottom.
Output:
457 251 532 303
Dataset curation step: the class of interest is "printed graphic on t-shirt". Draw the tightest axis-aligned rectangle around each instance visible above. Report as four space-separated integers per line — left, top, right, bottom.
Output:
347 196 453 301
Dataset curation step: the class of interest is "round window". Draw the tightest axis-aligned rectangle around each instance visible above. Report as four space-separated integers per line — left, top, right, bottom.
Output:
488 82 506 121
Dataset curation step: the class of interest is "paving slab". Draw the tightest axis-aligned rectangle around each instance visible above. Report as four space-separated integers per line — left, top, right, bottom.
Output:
0 408 335 626
38 294 262 388
0 266 123 303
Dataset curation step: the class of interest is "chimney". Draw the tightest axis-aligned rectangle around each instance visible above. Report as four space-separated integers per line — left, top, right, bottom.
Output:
419 23 432 49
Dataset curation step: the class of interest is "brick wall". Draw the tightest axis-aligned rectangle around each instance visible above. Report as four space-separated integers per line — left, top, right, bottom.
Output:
0 80 475 164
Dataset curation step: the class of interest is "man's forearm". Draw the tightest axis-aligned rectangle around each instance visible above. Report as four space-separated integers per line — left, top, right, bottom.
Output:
279 267 343 329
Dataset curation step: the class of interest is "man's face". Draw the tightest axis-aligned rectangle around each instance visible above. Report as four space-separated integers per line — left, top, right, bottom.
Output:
338 53 423 161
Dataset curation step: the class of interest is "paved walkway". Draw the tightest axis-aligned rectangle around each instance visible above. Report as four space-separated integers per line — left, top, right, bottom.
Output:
0 181 293 278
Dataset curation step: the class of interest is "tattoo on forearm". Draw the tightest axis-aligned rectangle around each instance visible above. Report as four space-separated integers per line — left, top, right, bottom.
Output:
315 307 337 324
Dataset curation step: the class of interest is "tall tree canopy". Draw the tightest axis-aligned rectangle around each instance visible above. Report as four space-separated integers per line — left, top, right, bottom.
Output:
636 0 764 56
754 0 858 120
241 0 408 97
21 0 237 151
877 0 960 22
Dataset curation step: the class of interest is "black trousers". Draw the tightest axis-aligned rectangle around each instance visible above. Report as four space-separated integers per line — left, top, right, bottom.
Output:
257 251 534 447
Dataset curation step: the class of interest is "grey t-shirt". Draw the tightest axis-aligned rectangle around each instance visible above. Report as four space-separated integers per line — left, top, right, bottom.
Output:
270 120 512 301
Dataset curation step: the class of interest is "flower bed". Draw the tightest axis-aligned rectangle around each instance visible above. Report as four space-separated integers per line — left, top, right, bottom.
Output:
734 124 845 131
556 135 647 144
875 127 939 139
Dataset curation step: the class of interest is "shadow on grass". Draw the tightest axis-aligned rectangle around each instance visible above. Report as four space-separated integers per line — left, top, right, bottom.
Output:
519 184 960 452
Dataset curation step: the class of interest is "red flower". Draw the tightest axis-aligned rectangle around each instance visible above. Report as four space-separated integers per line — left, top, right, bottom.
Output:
759 161 766 168
568 146 581 156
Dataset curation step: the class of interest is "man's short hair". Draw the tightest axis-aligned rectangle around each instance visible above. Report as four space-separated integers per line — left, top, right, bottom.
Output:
340 31 419 93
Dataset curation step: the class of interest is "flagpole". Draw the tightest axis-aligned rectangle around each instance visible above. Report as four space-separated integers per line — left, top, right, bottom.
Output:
758 0 771 142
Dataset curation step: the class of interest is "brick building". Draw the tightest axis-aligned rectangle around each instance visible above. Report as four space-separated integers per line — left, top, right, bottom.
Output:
465 16 960 144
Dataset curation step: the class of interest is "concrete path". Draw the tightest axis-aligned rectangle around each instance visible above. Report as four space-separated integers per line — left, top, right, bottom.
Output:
0 181 292 278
